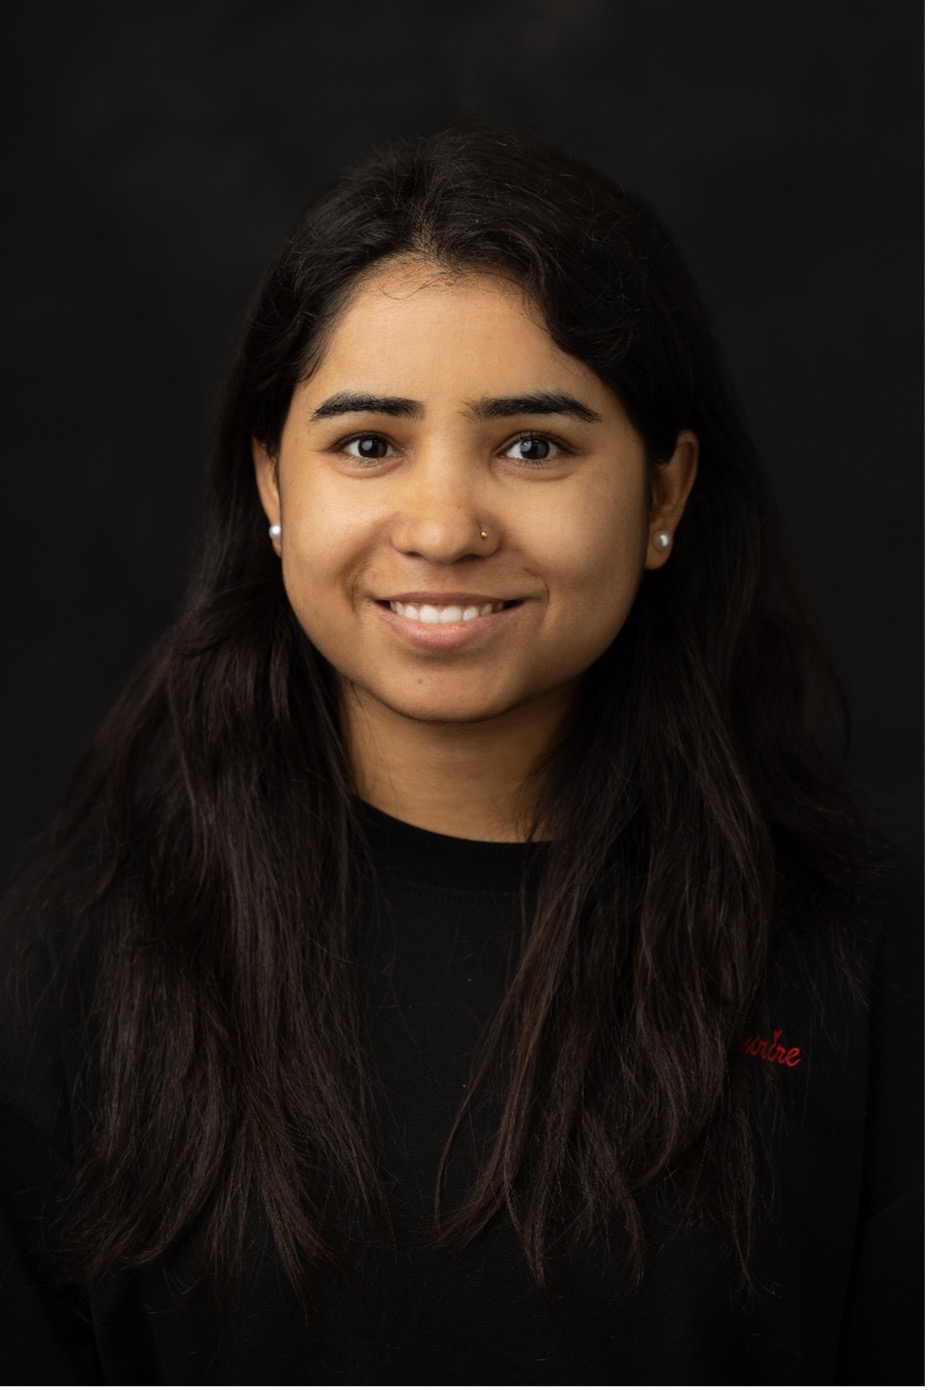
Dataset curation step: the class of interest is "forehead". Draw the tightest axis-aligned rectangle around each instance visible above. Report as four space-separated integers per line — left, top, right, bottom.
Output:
304 258 604 403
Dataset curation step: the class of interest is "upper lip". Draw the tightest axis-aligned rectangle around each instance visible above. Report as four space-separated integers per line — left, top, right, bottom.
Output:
377 592 522 606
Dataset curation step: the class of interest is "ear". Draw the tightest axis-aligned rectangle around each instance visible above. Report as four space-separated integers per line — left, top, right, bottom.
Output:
252 438 282 555
643 429 699 571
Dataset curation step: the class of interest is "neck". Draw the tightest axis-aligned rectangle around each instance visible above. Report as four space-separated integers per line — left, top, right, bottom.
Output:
341 685 572 842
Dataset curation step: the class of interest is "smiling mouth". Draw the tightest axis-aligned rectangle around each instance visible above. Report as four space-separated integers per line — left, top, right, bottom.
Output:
380 599 522 625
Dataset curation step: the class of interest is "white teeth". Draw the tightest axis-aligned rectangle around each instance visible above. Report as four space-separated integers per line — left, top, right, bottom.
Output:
388 601 507 624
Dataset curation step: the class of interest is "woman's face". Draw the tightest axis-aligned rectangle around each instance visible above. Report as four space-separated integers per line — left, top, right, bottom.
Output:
254 259 696 732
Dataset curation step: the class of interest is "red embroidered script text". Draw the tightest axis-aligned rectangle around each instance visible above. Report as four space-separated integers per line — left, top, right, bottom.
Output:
736 1028 803 1067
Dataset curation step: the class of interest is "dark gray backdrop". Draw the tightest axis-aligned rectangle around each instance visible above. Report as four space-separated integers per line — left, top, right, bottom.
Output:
3 1 922 864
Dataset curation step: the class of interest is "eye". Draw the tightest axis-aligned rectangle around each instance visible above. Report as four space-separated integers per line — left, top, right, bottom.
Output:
340 434 396 461
502 433 568 464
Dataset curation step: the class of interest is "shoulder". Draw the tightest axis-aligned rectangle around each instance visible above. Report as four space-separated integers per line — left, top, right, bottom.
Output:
854 858 923 1210
834 858 924 1383
0 883 98 1158
770 842 921 1015
761 851 923 1195
736 851 920 1116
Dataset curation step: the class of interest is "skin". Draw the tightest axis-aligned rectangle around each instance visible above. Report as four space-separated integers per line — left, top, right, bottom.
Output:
254 259 697 841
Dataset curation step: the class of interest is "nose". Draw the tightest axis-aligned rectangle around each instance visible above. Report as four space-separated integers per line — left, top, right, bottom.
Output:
390 469 495 564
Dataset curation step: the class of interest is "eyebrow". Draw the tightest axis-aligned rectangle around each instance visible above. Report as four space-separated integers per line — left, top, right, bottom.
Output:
309 390 602 424
310 392 424 421
468 392 603 424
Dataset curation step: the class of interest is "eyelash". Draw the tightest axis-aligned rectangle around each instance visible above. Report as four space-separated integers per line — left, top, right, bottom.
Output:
335 430 572 467
503 431 572 466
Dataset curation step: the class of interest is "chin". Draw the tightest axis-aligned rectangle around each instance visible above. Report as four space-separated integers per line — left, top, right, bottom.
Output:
358 678 526 728
387 694 517 726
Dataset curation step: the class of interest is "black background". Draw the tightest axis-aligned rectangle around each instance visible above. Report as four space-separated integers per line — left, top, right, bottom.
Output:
2 1 922 864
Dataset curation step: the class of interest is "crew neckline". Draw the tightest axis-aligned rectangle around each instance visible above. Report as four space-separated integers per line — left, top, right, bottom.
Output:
357 801 547 894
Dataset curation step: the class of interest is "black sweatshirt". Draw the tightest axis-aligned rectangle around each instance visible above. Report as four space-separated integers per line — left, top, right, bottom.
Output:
0 806 923 1385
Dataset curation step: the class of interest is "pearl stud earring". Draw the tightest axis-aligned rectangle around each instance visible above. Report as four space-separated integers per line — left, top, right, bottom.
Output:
653 530 672 552
269 523 282 540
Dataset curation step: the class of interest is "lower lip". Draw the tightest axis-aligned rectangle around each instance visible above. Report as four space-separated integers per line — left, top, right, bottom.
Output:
373 601 524 649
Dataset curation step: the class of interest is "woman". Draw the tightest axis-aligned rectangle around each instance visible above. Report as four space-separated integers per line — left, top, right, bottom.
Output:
1 123 920 1384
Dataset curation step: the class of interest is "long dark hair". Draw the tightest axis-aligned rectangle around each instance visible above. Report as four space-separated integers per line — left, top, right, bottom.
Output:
14 122 874 1313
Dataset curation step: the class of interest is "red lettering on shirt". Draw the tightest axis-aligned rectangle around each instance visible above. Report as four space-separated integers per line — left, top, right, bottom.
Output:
736 1028 803 1067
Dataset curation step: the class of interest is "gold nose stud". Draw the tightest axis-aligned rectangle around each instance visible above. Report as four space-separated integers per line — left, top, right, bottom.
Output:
479 529 489 540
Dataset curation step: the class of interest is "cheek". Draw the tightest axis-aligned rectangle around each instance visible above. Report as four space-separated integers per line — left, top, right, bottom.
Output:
512 503 647 690
542 488 649 617
282 544 351 615
279 476 373 601
278 521 364 656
